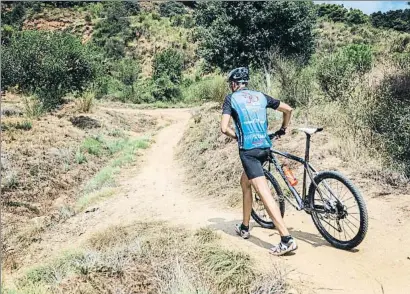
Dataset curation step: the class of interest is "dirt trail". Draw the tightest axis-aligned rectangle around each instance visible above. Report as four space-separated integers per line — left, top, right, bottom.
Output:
12 107 410 293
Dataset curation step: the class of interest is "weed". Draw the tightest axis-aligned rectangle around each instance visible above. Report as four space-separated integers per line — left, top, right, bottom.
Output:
81 137 102 156
75 149 87 164
22 95 44 118
14 120 32 130
195 227 220 243
77 90 95 113
3 171 19 189
76 188 116 211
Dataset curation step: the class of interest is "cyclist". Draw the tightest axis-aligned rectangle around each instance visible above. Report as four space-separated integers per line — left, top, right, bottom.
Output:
220 67 297 256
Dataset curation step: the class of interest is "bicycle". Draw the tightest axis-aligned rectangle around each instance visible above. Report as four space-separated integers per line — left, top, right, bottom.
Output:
251 127 368 249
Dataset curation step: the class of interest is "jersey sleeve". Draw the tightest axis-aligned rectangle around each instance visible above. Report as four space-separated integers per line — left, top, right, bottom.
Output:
264 93 280 110
222 94 233 115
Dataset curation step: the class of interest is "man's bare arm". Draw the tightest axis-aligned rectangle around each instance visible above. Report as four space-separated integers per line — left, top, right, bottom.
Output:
221 114 237 139
276 102 293 130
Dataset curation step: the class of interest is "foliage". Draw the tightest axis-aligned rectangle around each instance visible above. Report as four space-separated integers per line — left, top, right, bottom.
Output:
114 57 141 97
152 76 182 102
1 2 27 44
316 44 373 101
1 31 97 109
159 1 187 17
92 1 135 59
368 68 410 176
267 52 316 107
183 75 228 103
347 9 369 25
78 90 95 113
371 9 410 33
194 2 316 71
316 3 349 22
153 48 184 84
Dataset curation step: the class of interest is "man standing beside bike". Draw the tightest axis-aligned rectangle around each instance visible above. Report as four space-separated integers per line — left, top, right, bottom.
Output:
220 67 297 256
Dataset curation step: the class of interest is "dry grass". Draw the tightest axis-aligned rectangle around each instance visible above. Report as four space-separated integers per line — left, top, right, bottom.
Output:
77 90 95 113
7 223 288 294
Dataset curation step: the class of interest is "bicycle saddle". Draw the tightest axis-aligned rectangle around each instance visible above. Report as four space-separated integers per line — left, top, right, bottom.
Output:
298 127 323 135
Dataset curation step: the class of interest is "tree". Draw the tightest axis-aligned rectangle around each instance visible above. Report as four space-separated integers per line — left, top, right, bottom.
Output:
371 9 410 32
153 48 184 84
159 1 186 17
347 8 369 25
92 1 136 58
194 2 316 71
1 31 97 109
316 4 348 22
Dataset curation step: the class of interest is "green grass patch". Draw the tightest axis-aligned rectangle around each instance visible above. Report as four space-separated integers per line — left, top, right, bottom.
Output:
81 137 103 156
75 149 87 164
76 188 116 211
78 137 150 209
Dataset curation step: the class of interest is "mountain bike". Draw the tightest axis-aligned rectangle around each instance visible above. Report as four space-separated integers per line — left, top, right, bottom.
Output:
251 128 368 249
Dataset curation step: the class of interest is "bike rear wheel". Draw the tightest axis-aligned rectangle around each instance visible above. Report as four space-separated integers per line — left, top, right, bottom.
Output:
308 171 368 249
251 169 285 229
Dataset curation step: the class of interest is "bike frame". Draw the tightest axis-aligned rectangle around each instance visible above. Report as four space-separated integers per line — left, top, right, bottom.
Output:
266 134 318 211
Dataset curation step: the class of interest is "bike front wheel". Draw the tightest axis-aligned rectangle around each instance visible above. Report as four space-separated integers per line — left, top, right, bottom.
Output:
251 169 286 229
308 171 368 250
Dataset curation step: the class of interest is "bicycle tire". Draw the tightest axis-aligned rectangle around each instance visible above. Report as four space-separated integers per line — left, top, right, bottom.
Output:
308 171 368 250
251 169 286 229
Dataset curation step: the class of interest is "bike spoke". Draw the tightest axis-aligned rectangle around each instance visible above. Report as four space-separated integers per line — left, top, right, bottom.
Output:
342 219 357 235
340 219 350 241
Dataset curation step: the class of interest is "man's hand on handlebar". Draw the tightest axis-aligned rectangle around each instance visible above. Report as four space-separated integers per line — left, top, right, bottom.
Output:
270 127 287 140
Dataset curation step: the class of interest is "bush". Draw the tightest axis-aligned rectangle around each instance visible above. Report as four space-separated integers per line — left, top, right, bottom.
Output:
159 1 187 17
92 1 134 59
1 31 97 110
114 58 141 98
78 90 95 113
183 75 228 103
368 69 410 176
317 44 373 101
152 76 182 101
265 52 315 107
347 9 369 25
153 48 184 84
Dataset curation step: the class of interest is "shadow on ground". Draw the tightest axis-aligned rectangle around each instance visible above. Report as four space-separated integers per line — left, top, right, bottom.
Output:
206 217 359 253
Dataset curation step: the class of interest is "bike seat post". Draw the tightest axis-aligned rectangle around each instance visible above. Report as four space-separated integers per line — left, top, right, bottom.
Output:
305 134 311 163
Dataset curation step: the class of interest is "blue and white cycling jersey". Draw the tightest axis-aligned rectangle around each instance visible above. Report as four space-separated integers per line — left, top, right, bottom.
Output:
222 88 280 150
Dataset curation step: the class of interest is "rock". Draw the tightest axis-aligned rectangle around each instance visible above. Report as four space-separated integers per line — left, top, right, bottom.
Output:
69 116 101 129
85 207 99 213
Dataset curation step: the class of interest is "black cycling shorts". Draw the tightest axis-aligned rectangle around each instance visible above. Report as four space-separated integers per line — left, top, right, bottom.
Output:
239 148 270 180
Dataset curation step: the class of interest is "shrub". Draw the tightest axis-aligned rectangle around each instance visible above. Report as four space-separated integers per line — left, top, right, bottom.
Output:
115 58 141 98
159 1 187 17
316 44 373 101
77 90 95 113
152 48 184 84
265 52 316 107
152 76 182 101
22 95 44 118
347 9 369 25
368 69 410 176
1 31 97 109
92 2 134 59
183 75 228 103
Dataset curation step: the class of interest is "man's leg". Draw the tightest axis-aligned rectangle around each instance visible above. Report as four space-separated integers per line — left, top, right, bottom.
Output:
249 176 290 237
240 171 252 227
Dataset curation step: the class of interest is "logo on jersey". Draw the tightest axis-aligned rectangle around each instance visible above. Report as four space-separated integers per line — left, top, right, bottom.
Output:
243 92 259 104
